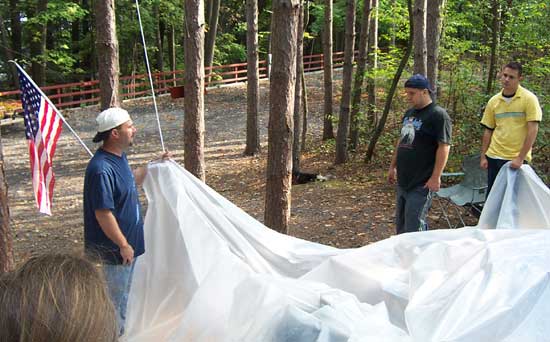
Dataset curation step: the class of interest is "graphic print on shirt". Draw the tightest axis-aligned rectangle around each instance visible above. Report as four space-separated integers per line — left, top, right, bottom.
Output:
400 116 423 147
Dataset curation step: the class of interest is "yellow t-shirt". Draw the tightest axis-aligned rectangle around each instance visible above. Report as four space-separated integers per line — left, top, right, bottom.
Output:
481 85 542 162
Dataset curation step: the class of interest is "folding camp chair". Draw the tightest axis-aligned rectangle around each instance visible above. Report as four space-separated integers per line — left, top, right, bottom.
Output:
435 154 488 228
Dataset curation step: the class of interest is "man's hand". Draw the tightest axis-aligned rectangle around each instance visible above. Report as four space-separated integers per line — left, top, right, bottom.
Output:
424 176 441 192
510 156 523 169
388 167 397 184
120 244 134 265
153 150 173 162
480 155 488 170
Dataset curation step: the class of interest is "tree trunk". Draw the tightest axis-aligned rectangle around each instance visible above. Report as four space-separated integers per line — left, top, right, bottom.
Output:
366 0 378 127
301 1 310 152
366 0 413 162
334 0 356 165
94 0 120 110
349 0 373 151
244 0 261 156
486 0 501 95
9 0 22 54
412 0 427 75
154 4 164 71
0 11 18 88
168 25 176 86
292 1 304 174
264 0 299 234
426 0 445 97
29 0 48 86
184 0 206 181
301 69 308 152
204 0 220 82
0 130 13 273
322 0 335 140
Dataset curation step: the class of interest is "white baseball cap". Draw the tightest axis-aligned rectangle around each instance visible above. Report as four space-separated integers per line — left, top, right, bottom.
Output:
93 107 131 142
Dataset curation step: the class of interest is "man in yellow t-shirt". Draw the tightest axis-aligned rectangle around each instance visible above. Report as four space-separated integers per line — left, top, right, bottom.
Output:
480 62 543 195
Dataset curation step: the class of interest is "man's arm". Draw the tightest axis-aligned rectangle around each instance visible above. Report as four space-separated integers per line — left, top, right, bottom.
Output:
95 209 134 265
480 128 493 169
424 142 451 192
387 138 400 184
510 121 539 169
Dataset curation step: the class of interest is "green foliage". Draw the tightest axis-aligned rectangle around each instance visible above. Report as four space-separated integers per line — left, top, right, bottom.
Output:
214 33 247 65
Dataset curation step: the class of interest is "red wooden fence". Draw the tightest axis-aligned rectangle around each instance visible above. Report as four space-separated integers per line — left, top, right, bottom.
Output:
0 51 346 117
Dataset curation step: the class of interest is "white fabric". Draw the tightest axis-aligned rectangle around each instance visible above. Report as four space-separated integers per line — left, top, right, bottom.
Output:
478 163 550 229
124 161 550 341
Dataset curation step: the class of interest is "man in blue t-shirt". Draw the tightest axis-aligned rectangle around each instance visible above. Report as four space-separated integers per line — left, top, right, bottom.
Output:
387 74 452 234
83 107 170 335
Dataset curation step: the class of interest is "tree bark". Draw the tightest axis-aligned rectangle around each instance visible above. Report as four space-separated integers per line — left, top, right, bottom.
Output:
486 0 501 95
94 0 120 110
0 11 18 88
0 131 13 273
426 0 445 97
334 0 356 165
292 1 304 174
154 4 164 71
412 0 427 75
9 0 22 54
29 0 48 86
349 0 373 151
244 0 261 156
366 0 378 127
204 0 220 82
366 0 413 162
264 0 299 234
301 69 308 152
322 0 335 140
168 25 176 86
184 0 206 181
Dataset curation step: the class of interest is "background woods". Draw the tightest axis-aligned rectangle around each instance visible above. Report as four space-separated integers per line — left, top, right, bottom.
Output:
0 0 548 268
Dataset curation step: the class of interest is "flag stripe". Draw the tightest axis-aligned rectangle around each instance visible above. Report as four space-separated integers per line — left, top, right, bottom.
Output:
18 69 63 216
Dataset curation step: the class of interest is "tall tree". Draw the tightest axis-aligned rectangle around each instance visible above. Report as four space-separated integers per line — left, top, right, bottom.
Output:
0 132 13 273
321 0 335 140
426 0 445 96
168 24 176 85
366 0 378 126
264 0 299 234
349 0 373 151
154 3 164 71
366 0 413 162
204 0 220 81
184 0 206 181
244 0 261 156
292 0 304 174
334 0 356 164
412 0 427 75
95 0 120 109
486 0 501 95
28 0 48 86
0 11 17 88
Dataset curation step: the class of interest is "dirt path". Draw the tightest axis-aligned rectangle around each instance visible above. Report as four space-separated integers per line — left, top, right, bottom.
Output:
2 71 475 264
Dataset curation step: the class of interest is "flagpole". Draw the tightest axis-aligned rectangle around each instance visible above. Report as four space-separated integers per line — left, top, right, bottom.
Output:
135 0 166 153
10 61 93 157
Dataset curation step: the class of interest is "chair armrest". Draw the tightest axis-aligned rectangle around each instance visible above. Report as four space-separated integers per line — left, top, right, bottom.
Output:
442 172 465 178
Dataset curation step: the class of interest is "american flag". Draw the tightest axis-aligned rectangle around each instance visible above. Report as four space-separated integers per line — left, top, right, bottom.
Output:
18 69 63 215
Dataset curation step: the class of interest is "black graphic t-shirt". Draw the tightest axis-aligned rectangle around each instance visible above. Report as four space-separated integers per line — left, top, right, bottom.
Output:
397 102 452 190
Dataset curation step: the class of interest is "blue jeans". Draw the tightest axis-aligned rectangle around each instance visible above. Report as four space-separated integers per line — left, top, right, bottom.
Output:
395 185 433 234
103 259 136 336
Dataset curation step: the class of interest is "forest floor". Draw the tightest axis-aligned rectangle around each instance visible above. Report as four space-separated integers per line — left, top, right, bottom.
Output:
2 70 478 265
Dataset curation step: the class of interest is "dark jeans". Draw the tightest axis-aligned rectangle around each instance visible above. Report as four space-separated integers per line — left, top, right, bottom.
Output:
395 185 433 235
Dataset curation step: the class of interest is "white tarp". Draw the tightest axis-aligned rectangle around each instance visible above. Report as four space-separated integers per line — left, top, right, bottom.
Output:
124 161 550 342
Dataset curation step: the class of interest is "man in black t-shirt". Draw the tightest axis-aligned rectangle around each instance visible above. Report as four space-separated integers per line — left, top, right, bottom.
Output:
388 74 452 234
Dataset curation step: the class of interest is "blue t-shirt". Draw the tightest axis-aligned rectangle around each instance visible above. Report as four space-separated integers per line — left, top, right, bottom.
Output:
83 148 145 264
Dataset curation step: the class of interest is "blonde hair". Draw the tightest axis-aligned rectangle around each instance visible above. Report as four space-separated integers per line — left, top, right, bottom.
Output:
0 253 118 342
